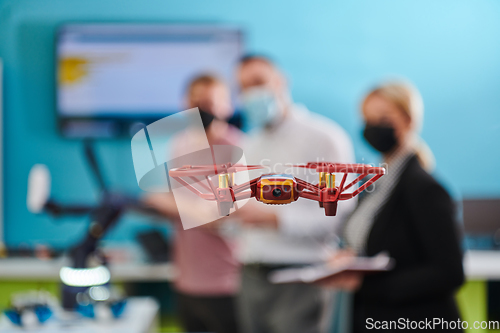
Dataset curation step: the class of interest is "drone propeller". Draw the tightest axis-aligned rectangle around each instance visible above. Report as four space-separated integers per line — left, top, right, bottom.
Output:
226 164 266 173
290 162 366 169
169 163 265 177
290 163 385 175
290 162 331 168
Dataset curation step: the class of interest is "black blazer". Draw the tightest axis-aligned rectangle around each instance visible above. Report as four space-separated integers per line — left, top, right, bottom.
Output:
351 155 465 332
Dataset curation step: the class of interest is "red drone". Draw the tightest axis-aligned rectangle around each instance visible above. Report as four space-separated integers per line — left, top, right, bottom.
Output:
168 162 386 217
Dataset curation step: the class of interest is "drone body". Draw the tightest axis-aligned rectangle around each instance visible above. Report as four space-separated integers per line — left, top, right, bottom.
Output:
169 162 386 217
256 174 298 205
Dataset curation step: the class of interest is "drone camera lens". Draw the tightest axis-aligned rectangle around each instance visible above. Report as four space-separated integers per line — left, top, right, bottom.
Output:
272 188 282 197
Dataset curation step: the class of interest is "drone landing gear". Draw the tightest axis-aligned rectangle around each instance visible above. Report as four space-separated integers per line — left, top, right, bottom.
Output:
217 201 233 216
323 202 338 216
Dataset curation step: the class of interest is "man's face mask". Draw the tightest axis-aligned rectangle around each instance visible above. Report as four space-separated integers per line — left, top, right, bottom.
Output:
241 87 282 130
363 124 398 153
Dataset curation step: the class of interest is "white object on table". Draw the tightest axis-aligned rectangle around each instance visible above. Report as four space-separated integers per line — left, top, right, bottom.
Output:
0 297 159 333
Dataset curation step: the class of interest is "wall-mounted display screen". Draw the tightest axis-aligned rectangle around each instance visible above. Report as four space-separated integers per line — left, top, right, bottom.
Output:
56 24 243 137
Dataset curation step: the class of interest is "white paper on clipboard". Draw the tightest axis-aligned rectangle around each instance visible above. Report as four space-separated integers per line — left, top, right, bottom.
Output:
269 253 395 284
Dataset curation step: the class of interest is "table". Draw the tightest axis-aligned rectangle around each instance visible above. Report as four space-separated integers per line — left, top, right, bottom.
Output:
0 250 499 281
463 250 500 280
0 258 176 282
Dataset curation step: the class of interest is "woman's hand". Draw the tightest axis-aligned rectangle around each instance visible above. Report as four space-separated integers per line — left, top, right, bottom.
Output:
329 249 357 267
315 249 364 291
316 271 363 291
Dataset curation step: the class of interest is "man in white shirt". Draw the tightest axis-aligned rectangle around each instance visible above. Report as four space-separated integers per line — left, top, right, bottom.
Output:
233 55 356 333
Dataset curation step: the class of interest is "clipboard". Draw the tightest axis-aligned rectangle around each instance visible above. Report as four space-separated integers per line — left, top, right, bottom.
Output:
269 253 395 284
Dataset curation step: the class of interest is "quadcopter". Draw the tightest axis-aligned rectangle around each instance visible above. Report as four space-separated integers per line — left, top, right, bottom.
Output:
168 162 386 217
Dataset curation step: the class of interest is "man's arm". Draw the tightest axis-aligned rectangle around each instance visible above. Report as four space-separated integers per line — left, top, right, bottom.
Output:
142 193 180 220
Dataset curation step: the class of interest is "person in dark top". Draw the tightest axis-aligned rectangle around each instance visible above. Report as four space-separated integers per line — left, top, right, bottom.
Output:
319 81 465 332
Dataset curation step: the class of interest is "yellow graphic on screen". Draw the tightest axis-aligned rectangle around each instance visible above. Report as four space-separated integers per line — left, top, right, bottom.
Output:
59 57 90 85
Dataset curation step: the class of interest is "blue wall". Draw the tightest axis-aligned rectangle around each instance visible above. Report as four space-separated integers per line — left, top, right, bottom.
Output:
1 0 499 248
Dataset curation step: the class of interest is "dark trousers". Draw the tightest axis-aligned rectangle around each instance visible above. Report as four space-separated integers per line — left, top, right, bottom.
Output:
238 264 334 333
177 292 240 333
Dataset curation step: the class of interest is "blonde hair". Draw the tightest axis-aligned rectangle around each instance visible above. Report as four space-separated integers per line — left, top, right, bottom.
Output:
363 81 435 171
186 74 226 103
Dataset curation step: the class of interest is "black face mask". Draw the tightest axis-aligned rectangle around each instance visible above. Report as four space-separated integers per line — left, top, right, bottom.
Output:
363 124 398 153
199 109 216 129
199 109 244 130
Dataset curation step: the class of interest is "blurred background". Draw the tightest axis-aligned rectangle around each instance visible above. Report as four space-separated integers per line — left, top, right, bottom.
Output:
0 0 499 331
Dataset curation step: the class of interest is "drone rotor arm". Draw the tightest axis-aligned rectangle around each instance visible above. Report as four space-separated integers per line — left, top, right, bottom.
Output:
170 176 216 201
295 178 320 194
168 164 266 209
231 177 259 194
316 164 385 175
205 175 218 192
231 182 250 194
186 176 212 193
341 173 366 192
338 173 384 200
298 190 320 201
227 164 266 173
327 172 348 202
234 191 254 201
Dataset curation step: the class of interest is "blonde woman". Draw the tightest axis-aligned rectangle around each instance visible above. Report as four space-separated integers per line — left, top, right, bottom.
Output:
321 81 464 332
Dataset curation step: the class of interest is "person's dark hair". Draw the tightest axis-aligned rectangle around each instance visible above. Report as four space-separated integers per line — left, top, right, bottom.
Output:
239 54 275 67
